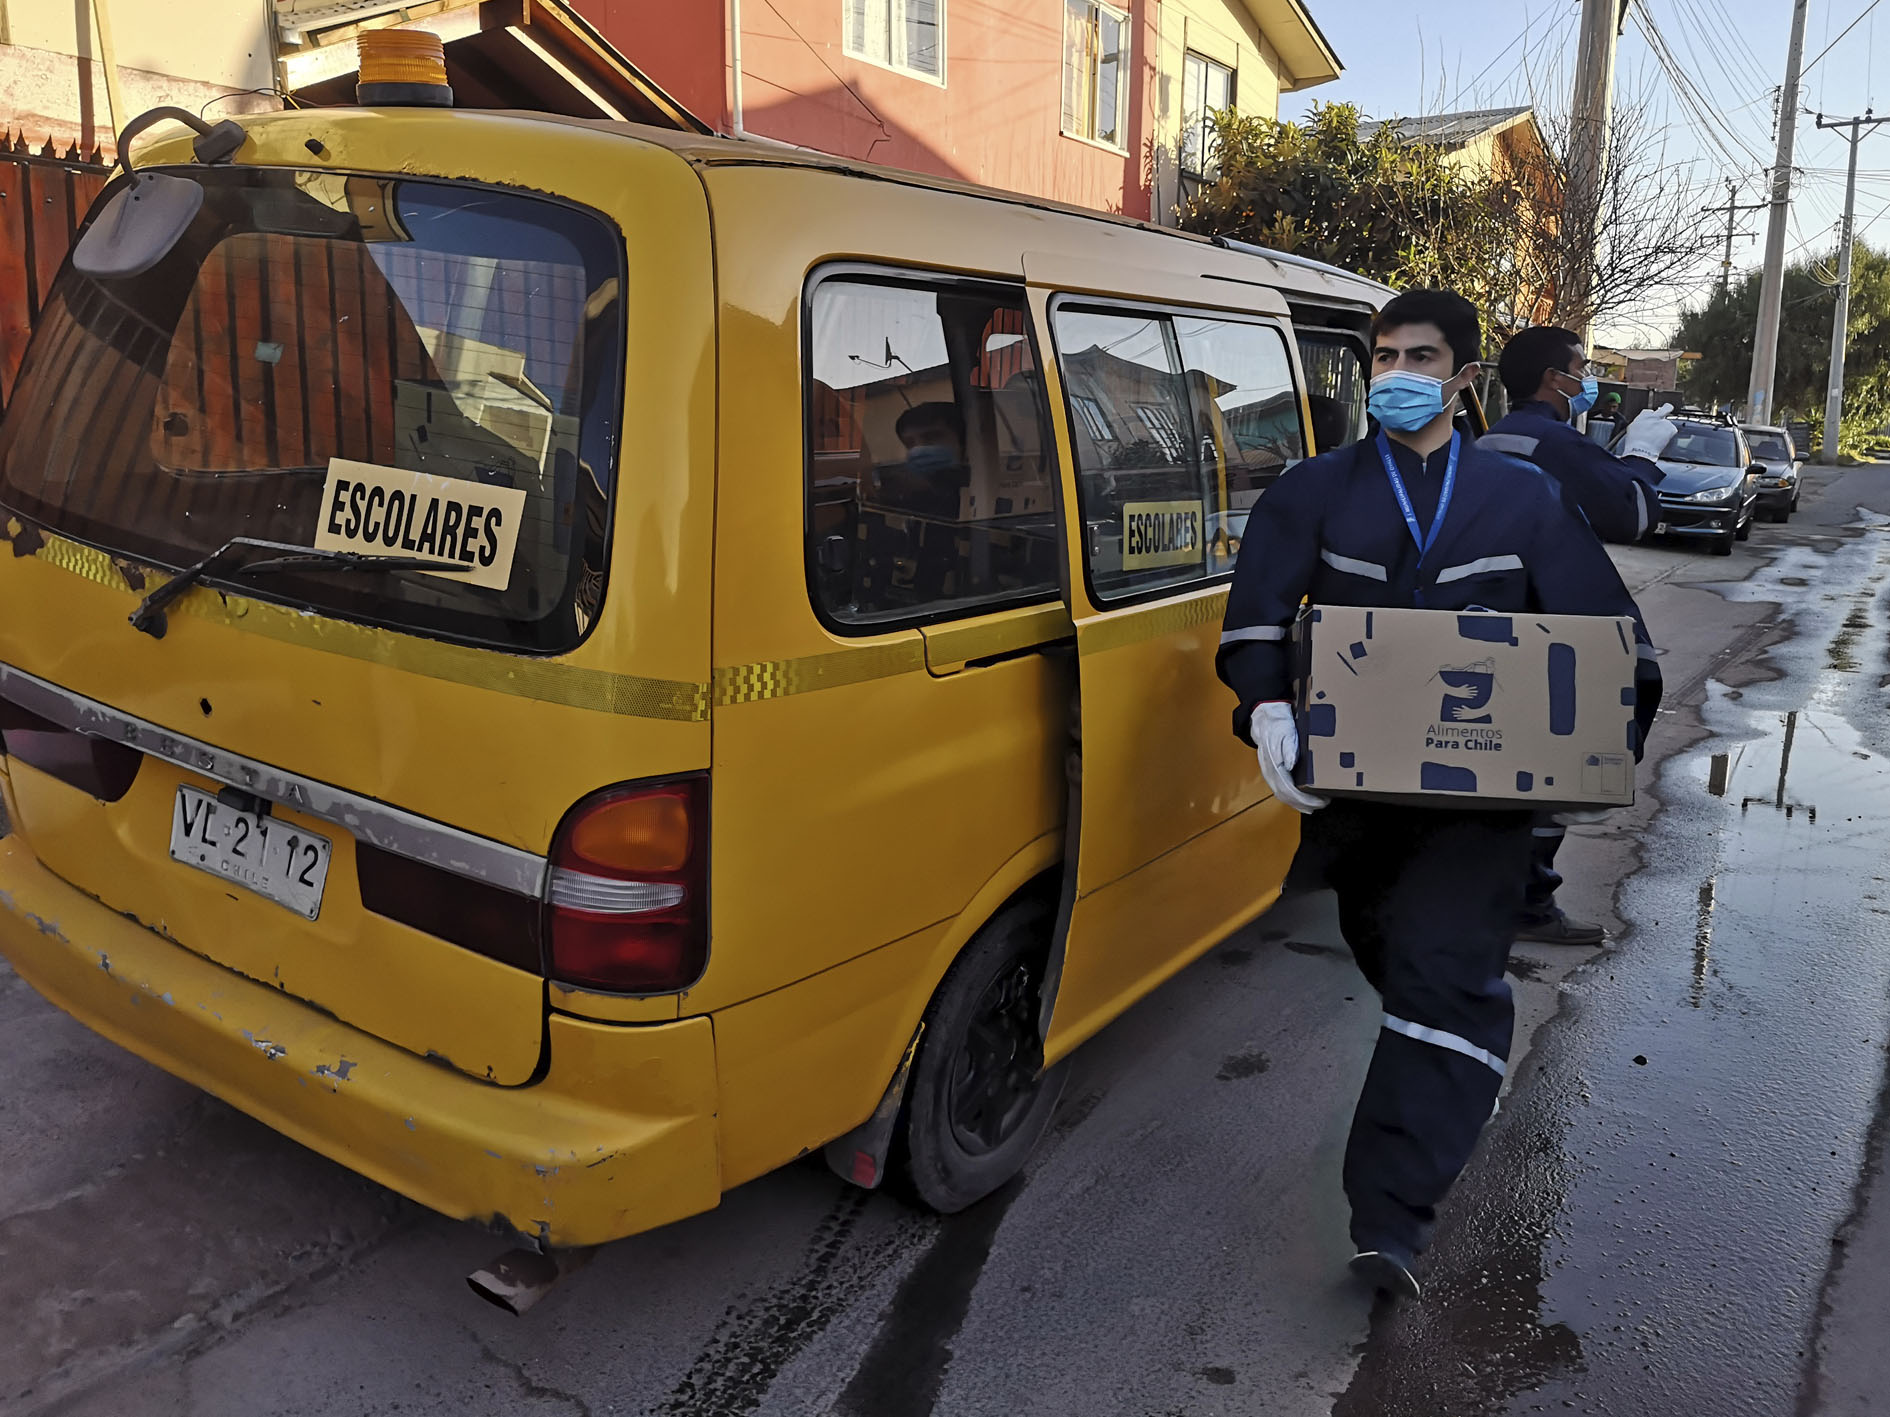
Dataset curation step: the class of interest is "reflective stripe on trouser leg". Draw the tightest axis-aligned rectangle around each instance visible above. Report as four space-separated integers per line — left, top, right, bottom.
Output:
1332 804 1533 1255
1382 1013 1506 1075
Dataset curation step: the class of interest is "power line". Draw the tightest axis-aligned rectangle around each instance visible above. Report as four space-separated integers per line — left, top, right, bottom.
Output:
1669 0 1775 131
1801 0 1885 79
1633 7 1768 176
1697 0 1767 72
1486 6 1579 106
1445 0 1558 108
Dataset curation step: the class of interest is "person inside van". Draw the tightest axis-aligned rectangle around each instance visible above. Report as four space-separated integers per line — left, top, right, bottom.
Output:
875 401 969 521
1216 290 1646 1302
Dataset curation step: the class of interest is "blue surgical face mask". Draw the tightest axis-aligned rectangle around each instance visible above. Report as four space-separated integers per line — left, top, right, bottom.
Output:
1555 369 1599 416
1368 371 1449 433
904 443 957 475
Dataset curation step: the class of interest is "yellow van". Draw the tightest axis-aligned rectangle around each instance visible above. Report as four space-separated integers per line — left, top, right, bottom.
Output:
0 103 1388 1248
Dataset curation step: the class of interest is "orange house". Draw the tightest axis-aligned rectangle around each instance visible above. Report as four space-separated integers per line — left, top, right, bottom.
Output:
578 0 1341 221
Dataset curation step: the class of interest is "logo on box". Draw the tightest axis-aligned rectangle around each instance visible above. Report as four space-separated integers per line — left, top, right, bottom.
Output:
1437 658 1497 724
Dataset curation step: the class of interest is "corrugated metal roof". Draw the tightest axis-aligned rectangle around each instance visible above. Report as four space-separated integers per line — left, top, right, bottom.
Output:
1356 105 1535 149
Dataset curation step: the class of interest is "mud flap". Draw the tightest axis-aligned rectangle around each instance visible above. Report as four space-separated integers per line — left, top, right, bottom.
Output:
823 1024 924 1189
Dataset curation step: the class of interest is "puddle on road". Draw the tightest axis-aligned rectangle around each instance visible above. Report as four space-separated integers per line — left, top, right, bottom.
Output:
1339 519 1890 1416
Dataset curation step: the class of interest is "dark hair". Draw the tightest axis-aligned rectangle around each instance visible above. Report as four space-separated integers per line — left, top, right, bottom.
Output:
1370 289 1482 373
1498 324 1585 403
895 401 965 445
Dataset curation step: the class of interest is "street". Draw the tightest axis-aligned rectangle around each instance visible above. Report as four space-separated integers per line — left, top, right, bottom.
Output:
0 461 1884 1417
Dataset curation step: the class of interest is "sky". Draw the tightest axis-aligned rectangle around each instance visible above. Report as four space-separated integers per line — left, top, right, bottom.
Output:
1281 0 1890 348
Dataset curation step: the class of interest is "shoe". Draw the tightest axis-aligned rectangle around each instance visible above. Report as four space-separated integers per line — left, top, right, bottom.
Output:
1514 914 1605 946
1348 1248 1422 1299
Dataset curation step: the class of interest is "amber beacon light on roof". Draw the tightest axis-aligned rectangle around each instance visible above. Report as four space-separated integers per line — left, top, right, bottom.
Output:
356 28 453 108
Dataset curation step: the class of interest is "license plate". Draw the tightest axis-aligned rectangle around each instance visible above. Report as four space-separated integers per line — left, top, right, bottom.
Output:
1654 521 1669 535
169 786 331 919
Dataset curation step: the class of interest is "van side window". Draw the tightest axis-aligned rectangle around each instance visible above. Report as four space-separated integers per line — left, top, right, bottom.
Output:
1174 316 1305 514
1053 306 1304 602
806 276 1060 628
1295 330 1368 454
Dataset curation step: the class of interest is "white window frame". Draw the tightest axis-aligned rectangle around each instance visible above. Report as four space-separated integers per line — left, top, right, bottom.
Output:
1132 402 1185 461
1062 0 1133 153
843 0 948 87
1180 50 1236 180
1072 394 1116 443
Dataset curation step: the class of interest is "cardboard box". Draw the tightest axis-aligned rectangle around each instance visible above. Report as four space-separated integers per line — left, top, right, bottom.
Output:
1294 604 1639 810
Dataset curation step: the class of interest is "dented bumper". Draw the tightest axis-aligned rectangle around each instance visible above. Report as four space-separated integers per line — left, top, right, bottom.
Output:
0 834 721 1246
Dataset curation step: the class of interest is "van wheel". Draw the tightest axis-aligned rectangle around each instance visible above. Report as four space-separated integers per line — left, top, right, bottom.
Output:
894 899 1067 1213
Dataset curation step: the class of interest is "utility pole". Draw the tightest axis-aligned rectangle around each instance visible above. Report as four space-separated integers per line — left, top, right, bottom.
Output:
1746 0 1811 425
1701 180 1767 294
1813 110 1890 463
1566 0 1629 345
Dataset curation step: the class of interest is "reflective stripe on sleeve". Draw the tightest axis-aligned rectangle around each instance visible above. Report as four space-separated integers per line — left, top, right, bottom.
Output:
1435 554 1525 584
1636 642 1660 661
1636 487 1651 539
1382 1013 1508 1077
1219 625 1289 647
1479 433 1540 458
1532 825 1566 838
1319 549 1388 581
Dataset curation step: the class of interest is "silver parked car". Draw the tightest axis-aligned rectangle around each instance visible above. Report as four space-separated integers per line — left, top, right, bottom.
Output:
1739 424 1802 522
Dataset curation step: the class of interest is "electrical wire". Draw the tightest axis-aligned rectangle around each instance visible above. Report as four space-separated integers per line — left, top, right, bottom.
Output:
1445 0 1560 109
1801 0 1885 80
1631 4 1768 175
1697 0 1767 73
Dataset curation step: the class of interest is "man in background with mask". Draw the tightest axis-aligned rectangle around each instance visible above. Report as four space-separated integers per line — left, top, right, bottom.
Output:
878 401 969 520
1481 327 1677 947
1217 290 1645 1301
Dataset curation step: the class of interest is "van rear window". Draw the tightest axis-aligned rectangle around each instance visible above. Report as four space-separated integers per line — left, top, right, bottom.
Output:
0 168 623 653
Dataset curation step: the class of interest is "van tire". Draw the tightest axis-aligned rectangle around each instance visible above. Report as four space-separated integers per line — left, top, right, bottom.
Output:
893 899 1067 1214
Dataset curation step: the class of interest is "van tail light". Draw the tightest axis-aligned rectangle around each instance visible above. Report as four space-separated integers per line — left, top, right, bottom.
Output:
0 696 142 802
546 774 708 994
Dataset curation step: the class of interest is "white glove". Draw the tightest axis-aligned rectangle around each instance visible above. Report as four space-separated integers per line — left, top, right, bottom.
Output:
1252 701 1329 814
1616 403 1677 461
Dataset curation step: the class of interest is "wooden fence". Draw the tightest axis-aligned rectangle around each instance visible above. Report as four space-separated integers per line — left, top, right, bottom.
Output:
0 134 109 411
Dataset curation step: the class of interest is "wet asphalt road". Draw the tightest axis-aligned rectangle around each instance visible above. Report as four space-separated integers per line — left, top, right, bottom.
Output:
4 466 1890 1416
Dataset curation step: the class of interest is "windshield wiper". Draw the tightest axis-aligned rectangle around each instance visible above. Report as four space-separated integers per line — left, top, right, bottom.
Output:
129 536 464 639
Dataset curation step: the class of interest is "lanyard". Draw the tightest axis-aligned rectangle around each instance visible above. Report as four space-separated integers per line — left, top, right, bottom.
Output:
1376 430 1459 568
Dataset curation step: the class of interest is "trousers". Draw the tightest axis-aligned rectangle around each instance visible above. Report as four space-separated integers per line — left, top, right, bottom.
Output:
1304 800 1537 1255
1518 817 1567 926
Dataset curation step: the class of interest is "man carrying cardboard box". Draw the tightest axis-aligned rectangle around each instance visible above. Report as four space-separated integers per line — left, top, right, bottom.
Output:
1215 290 1645 1301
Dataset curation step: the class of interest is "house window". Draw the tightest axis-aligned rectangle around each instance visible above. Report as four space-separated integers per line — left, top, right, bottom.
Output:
1133 402 1185 461
844 0 943 81
1063 1 1131 149
1180 52 1235 178
1071 395 1115 443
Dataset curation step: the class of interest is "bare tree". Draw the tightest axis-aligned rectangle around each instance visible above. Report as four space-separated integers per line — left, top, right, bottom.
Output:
1517 92 1715 339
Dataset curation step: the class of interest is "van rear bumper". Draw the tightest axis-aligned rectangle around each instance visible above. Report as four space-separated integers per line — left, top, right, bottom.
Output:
0 835 721 1247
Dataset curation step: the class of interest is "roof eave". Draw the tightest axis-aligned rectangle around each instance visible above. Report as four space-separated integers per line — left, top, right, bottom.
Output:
1242 0 1342 89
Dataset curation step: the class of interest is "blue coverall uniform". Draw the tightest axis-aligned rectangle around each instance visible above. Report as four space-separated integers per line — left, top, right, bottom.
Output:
1483 400 1665 928
1217 431 1645 1258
